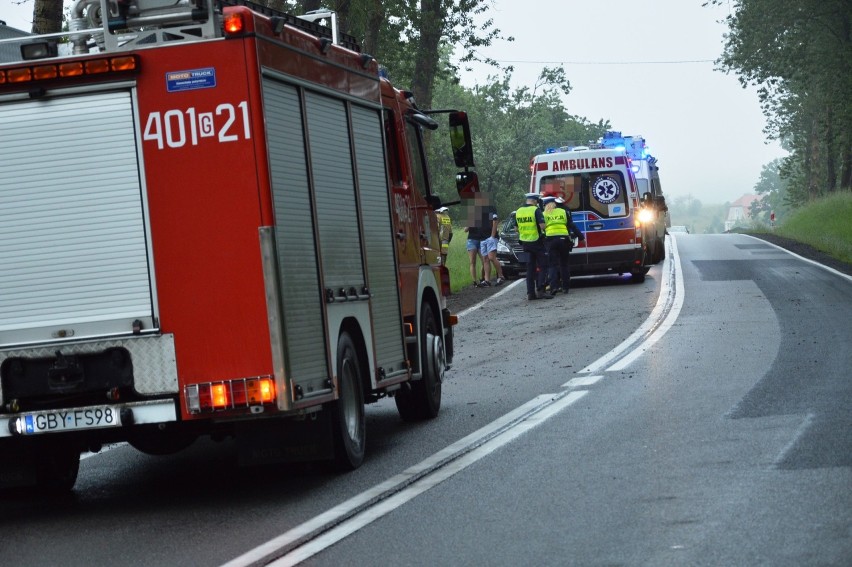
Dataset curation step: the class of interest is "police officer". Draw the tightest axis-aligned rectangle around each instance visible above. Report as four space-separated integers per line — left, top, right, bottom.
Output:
435 206 453 266
516 193 553 300
543 196 585 294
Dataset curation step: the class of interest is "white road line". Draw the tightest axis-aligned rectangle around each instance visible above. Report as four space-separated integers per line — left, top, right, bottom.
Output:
562 375 603 388
773 412 814 468
579 235 684 373
266 391 589 567
743 234 852 282
456 279 522 318
220 391 587 567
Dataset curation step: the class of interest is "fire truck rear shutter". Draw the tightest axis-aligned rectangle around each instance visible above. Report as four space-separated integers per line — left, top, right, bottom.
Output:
0 90 155 346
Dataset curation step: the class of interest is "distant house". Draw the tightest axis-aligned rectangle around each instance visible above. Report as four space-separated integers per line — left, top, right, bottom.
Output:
0 20 32 63
724 194 760 232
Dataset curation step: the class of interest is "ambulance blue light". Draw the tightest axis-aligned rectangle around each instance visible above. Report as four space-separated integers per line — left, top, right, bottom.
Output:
546 147 558 154
631 164 640 173
615 145 625 152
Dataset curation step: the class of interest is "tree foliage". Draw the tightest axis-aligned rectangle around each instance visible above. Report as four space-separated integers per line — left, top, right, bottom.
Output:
709 0 852 203
425 66 609 219
271 0 510 110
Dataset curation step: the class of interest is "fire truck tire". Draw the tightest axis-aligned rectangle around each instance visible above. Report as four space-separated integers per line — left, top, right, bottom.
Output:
35 445 80 493
395 302 443 422
332 332 366 471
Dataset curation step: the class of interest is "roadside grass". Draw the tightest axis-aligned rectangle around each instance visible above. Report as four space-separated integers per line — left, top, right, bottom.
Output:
753 192 852 264
445 228 477 293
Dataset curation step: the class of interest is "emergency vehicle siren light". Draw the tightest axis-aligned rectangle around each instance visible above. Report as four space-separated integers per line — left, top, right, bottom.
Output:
224 12 245 34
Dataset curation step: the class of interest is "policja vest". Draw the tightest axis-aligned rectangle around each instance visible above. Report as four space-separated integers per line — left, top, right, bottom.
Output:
516 205 541 242
544 208 570 236
437 212 452 252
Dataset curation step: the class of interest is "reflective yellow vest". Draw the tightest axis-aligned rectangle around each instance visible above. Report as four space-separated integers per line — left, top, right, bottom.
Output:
544 207 569 236
437 212 452 252
516 205 541 242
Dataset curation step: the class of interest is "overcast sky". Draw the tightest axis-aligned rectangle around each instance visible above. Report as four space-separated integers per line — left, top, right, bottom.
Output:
3 0 785 203
457 0 787 204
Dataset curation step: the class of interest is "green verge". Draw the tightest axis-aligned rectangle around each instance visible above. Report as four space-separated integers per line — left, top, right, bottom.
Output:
753 192 852 265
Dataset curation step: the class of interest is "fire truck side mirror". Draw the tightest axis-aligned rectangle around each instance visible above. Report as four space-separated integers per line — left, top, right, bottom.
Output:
455 171 481 196
449 112 475 169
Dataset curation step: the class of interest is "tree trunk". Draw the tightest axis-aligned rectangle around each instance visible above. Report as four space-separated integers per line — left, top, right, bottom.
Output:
824 112 837 192
362 0 384 56
32 0 63 34
840 144 852 191
411 0 443 110
807 119 821 201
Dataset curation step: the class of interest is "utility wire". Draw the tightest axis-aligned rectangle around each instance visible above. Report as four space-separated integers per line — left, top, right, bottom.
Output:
495 59 716 65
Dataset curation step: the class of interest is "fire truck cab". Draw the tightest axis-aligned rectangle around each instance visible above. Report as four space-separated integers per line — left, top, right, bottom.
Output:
0 0 477 491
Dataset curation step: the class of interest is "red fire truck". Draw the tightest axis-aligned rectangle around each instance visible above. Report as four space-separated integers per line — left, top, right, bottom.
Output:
0 0 477 490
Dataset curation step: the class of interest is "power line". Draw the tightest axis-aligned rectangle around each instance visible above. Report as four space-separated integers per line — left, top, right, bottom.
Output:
494 58 716 65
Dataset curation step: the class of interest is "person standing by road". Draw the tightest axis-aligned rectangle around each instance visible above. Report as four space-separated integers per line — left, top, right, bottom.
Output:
436 206 453 266
479 206 505 287
543 196 584 294
464 224 485 288
516 193 552 300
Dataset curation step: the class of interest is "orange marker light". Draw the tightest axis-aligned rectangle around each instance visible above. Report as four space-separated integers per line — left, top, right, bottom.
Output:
211 384 229 408
85 59 110 74
259 379 274 402
33 65 57 80
224 13 244 35
59 62 84 77
110 56 137 72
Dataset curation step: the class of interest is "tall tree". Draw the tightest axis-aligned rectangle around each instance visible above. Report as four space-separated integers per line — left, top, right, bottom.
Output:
32 0 63 34
710 0 852 202
426 65 608 217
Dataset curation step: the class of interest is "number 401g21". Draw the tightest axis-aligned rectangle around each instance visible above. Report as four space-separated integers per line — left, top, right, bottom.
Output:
143 101 251 150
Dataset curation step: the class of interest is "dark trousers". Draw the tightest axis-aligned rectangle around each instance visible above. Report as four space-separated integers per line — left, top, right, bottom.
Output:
546 236 572 291
522 240 548 296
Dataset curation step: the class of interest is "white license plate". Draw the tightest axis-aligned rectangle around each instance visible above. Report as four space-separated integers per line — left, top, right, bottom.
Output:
15 405 122 435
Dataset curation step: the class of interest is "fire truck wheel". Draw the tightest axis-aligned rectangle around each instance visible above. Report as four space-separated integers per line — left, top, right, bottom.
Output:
35 445 80 493
395 302 443 422
332 332 366 471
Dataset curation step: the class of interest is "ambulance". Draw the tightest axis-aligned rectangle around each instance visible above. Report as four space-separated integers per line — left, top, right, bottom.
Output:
529 131 659 282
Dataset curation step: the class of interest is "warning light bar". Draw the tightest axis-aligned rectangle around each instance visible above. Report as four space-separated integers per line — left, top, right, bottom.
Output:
0 55 139 87
185 376 276 414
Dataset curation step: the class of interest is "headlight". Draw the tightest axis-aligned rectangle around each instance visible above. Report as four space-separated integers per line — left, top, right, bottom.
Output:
497 239 510 253
637 208 654 224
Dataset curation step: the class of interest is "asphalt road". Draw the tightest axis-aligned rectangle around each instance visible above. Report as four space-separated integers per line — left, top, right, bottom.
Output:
2 234 850 567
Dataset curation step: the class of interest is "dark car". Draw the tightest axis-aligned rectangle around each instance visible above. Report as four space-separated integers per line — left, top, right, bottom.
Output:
496 211 526 279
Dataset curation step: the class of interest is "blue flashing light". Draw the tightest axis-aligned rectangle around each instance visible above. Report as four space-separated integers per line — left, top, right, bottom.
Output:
546 147 558 154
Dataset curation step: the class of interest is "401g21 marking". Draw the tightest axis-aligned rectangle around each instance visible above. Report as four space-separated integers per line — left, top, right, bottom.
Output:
143 101 251 149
